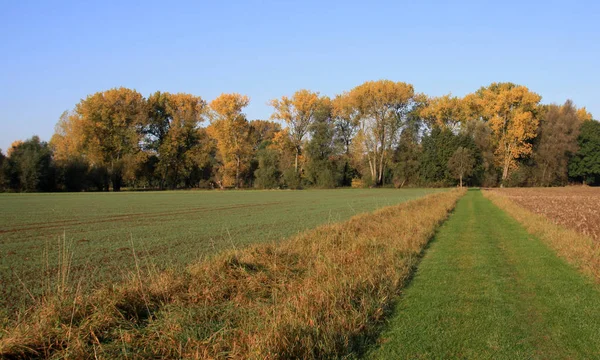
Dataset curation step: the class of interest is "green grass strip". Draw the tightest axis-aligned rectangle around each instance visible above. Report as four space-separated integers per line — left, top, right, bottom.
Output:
368 190 600 359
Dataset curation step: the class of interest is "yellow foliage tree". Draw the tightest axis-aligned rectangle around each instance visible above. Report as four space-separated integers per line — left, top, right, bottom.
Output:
50 111 86 162
347 80 415 186
470 83 542 184
6 140 24 157
576 107 593 122
419 94 467 132
332 93 360 155
209 93 252 188
270 89 320 173
74 87 147 191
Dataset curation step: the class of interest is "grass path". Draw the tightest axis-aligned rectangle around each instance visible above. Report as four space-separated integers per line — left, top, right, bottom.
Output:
369 190 600 359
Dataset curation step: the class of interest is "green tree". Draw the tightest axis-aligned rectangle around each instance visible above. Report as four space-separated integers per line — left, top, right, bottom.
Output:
391 127 422 187
146 92 207 189
332 94 359 186
304 97 339 188
448 147 475 187
463 120 498 187
4 136 56 192
56 158 89 192
569 120 600 185
420 127 458 184
254 148 281 189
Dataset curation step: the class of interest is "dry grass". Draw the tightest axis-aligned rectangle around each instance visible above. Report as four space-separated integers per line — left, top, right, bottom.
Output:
0 190 464 359
483 189 600 282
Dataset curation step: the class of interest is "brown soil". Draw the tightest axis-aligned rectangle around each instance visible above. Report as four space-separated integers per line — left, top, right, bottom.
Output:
490 187 600 241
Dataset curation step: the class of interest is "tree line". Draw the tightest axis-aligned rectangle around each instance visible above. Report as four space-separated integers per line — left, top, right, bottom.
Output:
1 80 599 192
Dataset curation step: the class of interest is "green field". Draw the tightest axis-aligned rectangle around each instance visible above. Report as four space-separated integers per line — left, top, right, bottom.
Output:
369 190 600 359
0 188 441 310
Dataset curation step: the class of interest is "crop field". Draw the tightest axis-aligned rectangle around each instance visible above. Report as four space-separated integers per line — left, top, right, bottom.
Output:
488 187 600 241
0 188 441 311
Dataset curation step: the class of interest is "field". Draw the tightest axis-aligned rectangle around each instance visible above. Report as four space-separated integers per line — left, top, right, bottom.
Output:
0 190 461 358
3 187 600 359
488 187 600 241
0 188 441 311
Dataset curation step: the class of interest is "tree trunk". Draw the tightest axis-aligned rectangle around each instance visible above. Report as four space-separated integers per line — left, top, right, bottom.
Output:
459 175 463 188
236 156 240 189
502 143 512 186
541 163 548 187
295 147 299 174
502 162 509 184
377 149 385 186
112 175 122 192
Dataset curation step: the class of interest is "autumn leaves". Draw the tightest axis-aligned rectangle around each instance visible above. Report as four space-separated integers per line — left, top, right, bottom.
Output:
44 80 594 191
208 94 252 188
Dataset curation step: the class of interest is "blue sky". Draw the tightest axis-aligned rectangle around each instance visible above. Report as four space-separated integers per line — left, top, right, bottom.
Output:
1 0 598 153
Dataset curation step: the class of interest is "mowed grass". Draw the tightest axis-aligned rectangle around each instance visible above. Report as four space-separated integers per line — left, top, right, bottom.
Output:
369 190 600 359
0 188 441 310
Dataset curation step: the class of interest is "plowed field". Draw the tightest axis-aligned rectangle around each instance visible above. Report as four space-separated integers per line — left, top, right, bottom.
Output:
488 187 600 241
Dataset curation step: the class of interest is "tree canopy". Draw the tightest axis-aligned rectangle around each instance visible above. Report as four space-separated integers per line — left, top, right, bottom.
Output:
1 82 597 192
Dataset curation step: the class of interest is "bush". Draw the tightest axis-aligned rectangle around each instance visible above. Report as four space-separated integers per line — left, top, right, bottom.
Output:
254 149 281 189
351 178 365 188
282 168 302 189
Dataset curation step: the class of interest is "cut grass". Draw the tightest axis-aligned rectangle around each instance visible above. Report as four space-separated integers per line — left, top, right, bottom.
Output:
0 188 442 312
369 190 600 359
0 190 463 359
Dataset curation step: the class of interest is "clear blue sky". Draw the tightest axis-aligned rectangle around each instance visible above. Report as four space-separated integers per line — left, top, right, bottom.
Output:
1 0 598 153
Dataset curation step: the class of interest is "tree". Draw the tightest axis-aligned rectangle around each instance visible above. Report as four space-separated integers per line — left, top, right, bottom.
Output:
468 83 541 185
4 136 56 192
209 93 253 188
145 92 207 189
270 89 320 174
448 147 475 187
249 120 282 150
304 97 339 188
74 87 146 191
420 94 467 132
391 127 422 188
348 80 416 186
51 110 86 162
332 93 359 155
463 119 498 187
269 129 300 188
50 111 92 192
569 120 600 185
420 126 458 184
531 101 587 186
332 93 359 186
254 148 281 189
